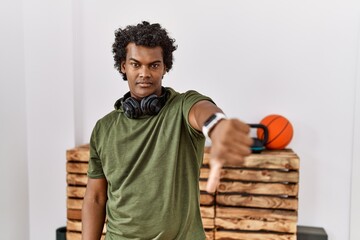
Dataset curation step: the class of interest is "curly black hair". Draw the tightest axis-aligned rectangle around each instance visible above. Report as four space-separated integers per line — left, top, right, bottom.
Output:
112 21 178 80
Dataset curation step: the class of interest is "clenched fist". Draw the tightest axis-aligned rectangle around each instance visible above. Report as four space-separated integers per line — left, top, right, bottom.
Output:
206 119 253 193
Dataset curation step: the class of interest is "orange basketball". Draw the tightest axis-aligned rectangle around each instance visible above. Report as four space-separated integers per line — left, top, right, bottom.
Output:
257 114 293 150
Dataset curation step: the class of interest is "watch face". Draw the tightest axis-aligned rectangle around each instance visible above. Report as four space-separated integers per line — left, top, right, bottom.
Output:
204 114 217 127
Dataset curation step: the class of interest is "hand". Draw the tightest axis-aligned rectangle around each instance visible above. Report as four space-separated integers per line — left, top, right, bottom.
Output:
206 119 253 193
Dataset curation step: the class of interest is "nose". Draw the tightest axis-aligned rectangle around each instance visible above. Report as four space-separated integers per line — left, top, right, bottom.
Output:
139 66 151 78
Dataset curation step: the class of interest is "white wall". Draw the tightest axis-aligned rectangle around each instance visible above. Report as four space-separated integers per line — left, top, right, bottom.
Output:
74 1 360 239
0 0 29 239
23 0 75 239
350 22 360 239
1 0 359 239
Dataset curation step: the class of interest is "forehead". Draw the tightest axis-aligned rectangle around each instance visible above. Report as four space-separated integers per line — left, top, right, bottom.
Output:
125 43 163 62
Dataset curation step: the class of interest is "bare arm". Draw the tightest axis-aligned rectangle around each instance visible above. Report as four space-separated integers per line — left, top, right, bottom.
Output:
82 177 108 240
189 100 253 193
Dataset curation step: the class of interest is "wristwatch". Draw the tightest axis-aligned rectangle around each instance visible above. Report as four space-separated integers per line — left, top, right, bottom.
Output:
202 113 227 142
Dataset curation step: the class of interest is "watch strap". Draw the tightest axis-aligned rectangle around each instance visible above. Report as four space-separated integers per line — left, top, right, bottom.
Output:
202 112 227 142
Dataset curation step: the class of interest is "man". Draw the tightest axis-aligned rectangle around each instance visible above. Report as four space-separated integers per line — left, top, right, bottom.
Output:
82 21 253 240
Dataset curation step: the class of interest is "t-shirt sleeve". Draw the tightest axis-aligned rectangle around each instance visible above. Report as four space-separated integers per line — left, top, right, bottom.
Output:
182 90 215 138
87 121 106 179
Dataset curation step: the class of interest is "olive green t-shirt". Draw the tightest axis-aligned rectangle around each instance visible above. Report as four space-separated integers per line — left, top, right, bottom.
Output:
88 87 212 240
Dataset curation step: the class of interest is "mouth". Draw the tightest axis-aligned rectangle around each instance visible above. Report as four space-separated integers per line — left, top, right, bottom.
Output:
136 81 152 87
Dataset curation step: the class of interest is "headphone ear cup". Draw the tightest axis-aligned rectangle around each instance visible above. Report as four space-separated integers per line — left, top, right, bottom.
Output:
141 94 161 115
123 97 142 119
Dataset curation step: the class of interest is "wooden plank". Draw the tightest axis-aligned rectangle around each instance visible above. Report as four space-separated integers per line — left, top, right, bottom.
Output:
67 186 86 198
241 154 299 170
67 209 82 220
205 230 214 240
215 231 296 240
201 206 215 218
216 194 298 210
215 217 297 233
233 155 298 170
201 167 298 183
66 232 82 240
66 220 82 232
67 173 88 186
200 192 215 205
67 162 88 174
199 180 208 192
67 220 106 233
202 217 215 229
260 149 297 155
66 232 105 240
220 169 299 183
203 150 299 170
216 207 297 222
204 147 296 155
66 144 90 162
217 182 298 196
203 152 210 165
67 198 83 210
200 167 210 179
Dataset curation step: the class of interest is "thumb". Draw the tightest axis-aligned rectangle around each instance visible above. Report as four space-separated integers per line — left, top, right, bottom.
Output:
206 160 223 193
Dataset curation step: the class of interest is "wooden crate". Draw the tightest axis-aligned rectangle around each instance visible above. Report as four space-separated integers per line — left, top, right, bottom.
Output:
203 147 300 240
66 145 299 240
200 183 215 239
66 144 215 239
66 144 91 239
200 157 216 239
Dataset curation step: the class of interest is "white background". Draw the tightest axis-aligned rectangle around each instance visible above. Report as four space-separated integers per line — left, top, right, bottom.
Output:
1 0 359 239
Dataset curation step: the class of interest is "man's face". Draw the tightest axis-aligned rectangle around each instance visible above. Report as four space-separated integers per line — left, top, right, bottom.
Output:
121 43 166 100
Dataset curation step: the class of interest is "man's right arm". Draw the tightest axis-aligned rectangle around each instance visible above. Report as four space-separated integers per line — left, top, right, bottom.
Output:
82 177 108 240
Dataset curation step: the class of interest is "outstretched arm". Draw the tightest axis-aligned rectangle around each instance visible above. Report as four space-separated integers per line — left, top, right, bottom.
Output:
188 100 253 193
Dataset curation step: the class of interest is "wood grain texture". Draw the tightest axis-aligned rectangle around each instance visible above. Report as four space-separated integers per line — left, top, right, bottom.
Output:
221 168 299 183
215 217 297 233
67 162 88 174
66 144 90 162
67 220 106 233
216 207 298 222
200 192 215 205
66 232 105 240
217 182 298 196
203 148 299 170
65 146 300 239
67 173 88 186
67 186 86 198
202 217 215 229
201 206 215 218
216 194 298 210
205 230 214 240
67 209 82 220
67 198 83 210
215 231 296 240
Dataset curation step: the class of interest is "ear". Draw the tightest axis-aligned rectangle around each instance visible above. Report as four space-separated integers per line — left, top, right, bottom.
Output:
120 61 126 73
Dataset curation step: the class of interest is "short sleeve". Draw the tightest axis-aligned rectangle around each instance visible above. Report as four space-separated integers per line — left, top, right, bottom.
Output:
182 90 215 138
87 121 105 179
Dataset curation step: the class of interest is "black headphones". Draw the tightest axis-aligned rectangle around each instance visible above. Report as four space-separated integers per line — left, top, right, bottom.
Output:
248 124 269 153
114 87 169 119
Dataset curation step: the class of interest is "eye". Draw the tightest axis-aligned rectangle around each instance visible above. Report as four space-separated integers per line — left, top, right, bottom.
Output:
150 63 160 69
130 62 140 68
